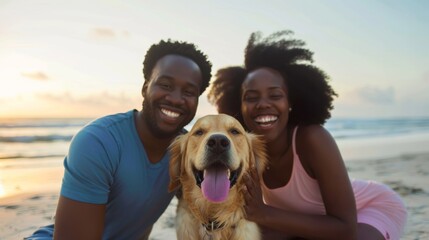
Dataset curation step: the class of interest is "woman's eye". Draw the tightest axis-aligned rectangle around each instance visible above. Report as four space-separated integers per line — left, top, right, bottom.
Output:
270 95 283 100
244 96 258 102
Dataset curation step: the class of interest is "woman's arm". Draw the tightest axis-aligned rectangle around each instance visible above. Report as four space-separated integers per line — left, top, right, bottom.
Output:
53 196 106 240
244 125 357 240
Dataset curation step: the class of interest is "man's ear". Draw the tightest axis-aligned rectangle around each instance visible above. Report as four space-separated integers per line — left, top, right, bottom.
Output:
168 134 187 192
142 83 148 98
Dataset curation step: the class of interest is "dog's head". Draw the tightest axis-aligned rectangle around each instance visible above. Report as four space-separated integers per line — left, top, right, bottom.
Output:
168 114 266 203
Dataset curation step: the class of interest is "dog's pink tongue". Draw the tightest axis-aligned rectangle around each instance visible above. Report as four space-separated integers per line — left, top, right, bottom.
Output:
201 168 230 203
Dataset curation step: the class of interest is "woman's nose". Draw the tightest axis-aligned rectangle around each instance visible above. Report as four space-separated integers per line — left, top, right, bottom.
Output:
256 98 271 109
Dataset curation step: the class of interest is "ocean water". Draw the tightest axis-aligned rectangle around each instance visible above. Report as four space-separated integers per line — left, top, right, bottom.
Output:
0 118 91 161
1 116 429 164
325 118 429 139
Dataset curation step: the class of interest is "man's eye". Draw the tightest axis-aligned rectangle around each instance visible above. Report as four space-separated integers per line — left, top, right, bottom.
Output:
184 90 197 97
159 83 171 89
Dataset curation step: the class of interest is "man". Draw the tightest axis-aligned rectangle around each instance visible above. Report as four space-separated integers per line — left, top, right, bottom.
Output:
25 40 212 239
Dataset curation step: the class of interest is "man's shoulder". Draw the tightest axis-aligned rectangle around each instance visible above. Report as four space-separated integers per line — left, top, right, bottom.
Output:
87 110 135 129
74 110 136 143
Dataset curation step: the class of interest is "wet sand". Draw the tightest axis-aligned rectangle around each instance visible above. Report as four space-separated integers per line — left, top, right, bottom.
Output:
1 152 428 239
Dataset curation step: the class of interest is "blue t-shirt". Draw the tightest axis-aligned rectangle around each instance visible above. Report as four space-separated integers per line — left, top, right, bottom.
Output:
29 110 176 239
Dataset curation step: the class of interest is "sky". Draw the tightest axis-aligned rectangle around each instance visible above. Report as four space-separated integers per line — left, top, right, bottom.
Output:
0 0 428 119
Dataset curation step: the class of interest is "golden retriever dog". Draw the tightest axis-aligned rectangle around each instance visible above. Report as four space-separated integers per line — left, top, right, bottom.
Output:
168 114 267 240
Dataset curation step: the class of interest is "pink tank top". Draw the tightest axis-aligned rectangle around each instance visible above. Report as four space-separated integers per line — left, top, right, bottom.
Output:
260 127 399 214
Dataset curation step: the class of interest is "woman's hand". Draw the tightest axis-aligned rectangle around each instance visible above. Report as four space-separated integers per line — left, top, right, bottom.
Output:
243 167 267 221
243 169 296 239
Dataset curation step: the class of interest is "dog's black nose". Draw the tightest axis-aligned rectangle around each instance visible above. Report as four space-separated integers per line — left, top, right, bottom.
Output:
207 134 230 153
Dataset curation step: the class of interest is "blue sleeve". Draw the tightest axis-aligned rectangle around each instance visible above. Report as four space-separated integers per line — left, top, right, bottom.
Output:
61 125 119 204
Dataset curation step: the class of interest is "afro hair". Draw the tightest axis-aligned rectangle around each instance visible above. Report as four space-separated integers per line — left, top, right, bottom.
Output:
208 30 337 126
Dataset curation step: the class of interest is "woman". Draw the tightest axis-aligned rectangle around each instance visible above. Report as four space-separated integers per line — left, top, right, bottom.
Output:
207 31 407 240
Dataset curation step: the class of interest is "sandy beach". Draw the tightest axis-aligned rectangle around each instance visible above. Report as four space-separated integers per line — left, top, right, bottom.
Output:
1 141 428 239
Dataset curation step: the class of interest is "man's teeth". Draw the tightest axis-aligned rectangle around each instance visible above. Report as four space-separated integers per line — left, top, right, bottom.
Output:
255 115 278 123
161 108 180 118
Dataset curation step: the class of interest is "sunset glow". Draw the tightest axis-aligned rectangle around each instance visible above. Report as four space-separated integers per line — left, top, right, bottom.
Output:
1 0 428 118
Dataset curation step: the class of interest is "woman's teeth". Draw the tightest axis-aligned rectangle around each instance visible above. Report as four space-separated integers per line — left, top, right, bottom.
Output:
255 115 278 125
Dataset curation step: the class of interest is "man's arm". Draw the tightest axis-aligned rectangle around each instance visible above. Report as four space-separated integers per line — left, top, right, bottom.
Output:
53 196 106 240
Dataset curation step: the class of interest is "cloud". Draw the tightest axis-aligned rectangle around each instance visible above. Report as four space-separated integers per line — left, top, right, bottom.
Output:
37 91 138 107
352 86 395 105
88 27 131 41
90 27 117 39
29 91 141 117
21 71 50 81
121 30 130 37
333 82 429 118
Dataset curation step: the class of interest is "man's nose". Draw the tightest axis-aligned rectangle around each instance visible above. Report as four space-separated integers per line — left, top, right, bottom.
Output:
165 89 185 105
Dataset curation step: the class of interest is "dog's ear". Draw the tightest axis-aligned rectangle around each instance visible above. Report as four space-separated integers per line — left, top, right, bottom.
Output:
168 134 186 192
248 133 268 177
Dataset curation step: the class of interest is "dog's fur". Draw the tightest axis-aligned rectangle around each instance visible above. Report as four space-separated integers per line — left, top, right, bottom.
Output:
168 114 267 240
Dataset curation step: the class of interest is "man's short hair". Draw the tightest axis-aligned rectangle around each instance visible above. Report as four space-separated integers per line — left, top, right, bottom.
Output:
143 40 212 95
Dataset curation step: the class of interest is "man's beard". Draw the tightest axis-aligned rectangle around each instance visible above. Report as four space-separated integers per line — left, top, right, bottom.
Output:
142 98 186 139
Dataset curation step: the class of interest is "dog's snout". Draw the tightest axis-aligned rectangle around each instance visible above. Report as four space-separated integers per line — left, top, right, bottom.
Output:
207 134 230 152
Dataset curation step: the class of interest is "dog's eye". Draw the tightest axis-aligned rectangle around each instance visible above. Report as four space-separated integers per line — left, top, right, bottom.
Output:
230 128 240 135
194 129 204 136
